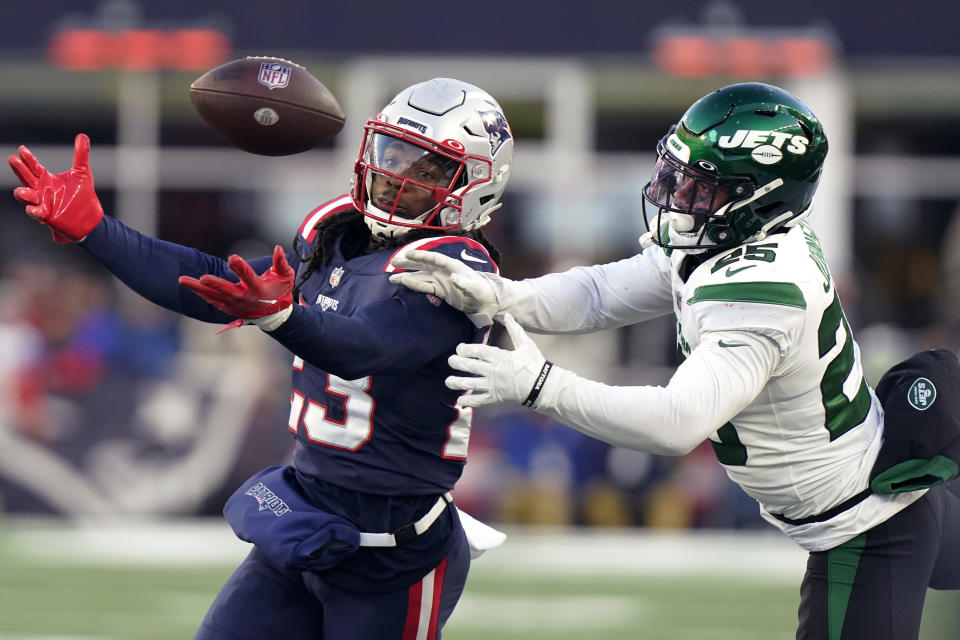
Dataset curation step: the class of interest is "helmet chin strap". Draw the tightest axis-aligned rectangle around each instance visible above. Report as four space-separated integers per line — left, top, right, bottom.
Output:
667 230 711 254
363 202 429 239
784 207 812 228
363 215 407 239
712 178 789 244
363 202 449 239
729 178 785 212
665 215 713 254
462 203 500 231
753 210 794 242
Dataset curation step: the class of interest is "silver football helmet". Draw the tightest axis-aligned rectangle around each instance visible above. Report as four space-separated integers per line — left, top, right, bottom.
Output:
351 78 514 239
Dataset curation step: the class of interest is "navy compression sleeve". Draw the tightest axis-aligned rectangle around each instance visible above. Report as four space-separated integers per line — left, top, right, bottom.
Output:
268 292 474 378
80 216 275 323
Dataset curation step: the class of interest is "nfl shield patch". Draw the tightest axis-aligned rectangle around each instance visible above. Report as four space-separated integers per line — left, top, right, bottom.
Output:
258 62 292 90
329 266 344 288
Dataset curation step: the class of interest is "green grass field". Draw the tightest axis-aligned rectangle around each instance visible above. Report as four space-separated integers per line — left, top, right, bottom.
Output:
0 520 955 639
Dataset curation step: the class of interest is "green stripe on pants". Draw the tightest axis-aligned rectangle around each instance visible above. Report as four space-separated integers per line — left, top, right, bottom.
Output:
827 533 866 640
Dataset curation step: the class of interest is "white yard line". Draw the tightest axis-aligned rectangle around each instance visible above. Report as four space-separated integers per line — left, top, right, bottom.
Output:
2 519 807 579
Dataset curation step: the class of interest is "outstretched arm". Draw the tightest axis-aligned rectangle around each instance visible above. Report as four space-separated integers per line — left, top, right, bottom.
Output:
9 134 103 243
390 249 674 334
389 249 504 327
179 246 295 332
177 250 477 377
446 315 778 455
8 134 275 323
266 292 477 379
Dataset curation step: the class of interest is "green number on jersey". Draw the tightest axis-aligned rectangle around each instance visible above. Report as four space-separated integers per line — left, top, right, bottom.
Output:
817 293 871 440
711 243 779 274
711 422 748 465
706 293 869 467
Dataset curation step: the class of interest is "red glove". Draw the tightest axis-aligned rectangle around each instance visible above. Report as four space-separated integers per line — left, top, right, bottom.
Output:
8 133 104 243
179 245 296 332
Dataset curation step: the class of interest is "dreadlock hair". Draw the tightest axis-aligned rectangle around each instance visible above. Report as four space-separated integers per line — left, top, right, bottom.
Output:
291 208 503 299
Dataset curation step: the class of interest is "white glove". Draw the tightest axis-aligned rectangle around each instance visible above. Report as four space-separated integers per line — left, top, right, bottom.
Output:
446 314 554 408
389 249 503 327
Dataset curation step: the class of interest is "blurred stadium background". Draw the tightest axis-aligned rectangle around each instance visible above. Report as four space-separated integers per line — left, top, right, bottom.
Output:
1 0 960 637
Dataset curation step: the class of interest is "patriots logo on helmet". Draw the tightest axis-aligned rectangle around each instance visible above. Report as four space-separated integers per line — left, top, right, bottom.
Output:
479 110 511 156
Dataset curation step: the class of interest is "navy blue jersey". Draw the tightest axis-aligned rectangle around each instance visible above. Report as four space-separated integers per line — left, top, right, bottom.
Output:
80 200 495 497
275 196 496 495
78 197 496 592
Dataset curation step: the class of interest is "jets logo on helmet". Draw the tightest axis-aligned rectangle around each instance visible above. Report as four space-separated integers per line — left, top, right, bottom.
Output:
752 145 784 165
641 82 828 252
718 129 810 155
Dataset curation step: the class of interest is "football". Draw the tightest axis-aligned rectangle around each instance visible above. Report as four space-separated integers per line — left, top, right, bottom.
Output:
189 56 346 156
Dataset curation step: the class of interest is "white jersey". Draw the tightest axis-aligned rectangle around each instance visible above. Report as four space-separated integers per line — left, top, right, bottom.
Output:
503 222 924 551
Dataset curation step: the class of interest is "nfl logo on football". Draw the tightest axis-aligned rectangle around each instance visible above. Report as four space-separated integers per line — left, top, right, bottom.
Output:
258 62 291 90
329 266 344 287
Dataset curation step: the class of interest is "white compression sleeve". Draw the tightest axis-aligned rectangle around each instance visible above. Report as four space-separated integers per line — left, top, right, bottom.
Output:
531 330 780 455
496 249 674 334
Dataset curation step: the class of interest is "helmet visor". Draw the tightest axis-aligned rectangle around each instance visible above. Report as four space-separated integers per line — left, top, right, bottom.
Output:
645 152 730 218
370 135 461 185
363 133 463 220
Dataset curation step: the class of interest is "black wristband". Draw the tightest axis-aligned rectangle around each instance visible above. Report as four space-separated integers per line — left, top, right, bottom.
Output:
522 361 553 407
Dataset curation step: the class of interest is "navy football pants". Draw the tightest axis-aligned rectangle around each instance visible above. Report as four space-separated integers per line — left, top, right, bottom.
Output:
796 483 960 639
194 525 470 640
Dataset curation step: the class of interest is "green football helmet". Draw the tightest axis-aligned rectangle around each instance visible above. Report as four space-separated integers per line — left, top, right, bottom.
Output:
641 82 829 252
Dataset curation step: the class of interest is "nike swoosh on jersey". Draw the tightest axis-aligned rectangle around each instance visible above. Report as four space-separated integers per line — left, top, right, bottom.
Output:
718 339 748 348
460 249 487 264
725 265 757 277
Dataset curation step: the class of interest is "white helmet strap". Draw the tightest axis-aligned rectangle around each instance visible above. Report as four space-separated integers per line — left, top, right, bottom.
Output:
729 178 785 212
364 202 435 239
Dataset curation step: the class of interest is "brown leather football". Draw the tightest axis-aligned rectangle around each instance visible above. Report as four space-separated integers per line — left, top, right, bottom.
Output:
189 57 345 156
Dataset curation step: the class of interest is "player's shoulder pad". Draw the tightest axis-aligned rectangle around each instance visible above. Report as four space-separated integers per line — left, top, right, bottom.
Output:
687 269 808 314
298 194 354 243
683 240 812 313
385 236 498 275
698 236 815 284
